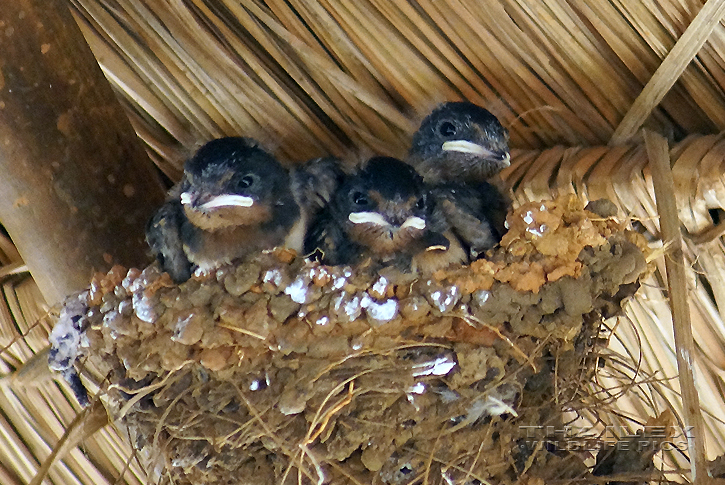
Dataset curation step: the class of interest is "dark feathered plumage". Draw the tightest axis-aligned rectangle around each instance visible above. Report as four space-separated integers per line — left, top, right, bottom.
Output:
290 156 345 214
430 182 508 258
304 157 465 273
146 137 301 282
408 102 512 258
409 101 510 182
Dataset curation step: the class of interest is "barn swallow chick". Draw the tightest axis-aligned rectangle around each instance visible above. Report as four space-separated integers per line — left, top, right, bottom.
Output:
146 137 301 282
408 102 512 257
409 101 510 183
304 157 466 273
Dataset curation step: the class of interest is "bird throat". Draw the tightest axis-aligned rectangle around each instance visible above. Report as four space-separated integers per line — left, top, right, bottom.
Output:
184 203 272 231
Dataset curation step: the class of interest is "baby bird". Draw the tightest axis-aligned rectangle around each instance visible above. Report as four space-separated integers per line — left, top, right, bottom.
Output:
409 101 510 183
146 137 302 282
304 156 466 273
408 101 512 257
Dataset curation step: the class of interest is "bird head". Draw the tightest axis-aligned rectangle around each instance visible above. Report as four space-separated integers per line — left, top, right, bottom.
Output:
180 137 291 230
409 101 510 181
337 157 441 255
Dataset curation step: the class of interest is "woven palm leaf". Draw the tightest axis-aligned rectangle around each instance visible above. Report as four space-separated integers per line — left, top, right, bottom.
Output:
2 0 725 484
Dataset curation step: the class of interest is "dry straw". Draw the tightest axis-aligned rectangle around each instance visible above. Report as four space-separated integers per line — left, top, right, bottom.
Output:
1 0 725 483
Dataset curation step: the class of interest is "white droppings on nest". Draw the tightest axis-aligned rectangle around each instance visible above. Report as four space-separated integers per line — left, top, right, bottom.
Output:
526 224 547 237
361 294 398 322
522 209 548 238
284 276 310 304
408 382 426 395
332 275 347 291
478 395 519 417
406 383 427 411
315 315 330 327
331 272 348 290
467 385 519 421
332 292 363 321
523 211 534 225
371 276 388 296
473 289 491 307
48 292 88 372
132 291 158 323
344 296 362 319
263 268 283 287
411 355 456 377
311 265 328 280
429 286 460 312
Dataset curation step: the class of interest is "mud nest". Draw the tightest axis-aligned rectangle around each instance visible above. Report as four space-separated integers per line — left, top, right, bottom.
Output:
50 195 649 485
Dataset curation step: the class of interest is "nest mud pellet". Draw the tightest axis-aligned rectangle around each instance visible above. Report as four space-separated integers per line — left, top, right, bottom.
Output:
50 195 650 485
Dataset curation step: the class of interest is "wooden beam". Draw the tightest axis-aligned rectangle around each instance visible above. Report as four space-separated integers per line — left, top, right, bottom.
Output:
610 0 725 145
0 0 166 304
644 130 709 484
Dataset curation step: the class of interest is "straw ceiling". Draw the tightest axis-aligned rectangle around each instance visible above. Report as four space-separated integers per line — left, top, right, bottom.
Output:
67 0 725 170
2 0 725 484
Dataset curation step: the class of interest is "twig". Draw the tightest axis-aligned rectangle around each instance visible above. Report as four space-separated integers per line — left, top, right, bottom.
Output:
27 399 108 485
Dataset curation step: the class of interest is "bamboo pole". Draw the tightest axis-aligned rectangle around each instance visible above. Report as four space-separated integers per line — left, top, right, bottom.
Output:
610 0 725 144
644 130 709 484
0 0 165 305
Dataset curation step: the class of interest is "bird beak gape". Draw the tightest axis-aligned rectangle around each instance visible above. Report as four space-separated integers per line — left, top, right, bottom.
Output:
441 140 510 167
400 216 426 230
348 211 390 226
181 192 255 211
348 212 426 231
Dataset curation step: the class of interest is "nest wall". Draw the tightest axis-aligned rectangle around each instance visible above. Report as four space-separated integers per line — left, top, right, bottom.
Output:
1 135 724 484
43 196 651 485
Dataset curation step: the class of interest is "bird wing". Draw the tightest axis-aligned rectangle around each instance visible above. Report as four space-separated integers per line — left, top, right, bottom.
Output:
471 180 510 239
290 157 345 214
303 205 358 265
146 199 193 283
431 182 506 258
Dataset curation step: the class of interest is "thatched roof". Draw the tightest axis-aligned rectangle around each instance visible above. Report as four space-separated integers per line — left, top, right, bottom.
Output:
1 0 725 484
64 0 725 166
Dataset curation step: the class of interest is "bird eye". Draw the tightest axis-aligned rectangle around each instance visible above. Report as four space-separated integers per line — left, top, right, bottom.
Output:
240 174 257 188
437 120 457 137
415 196 427 210
351 191 369 206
